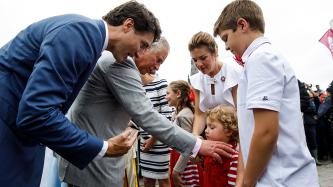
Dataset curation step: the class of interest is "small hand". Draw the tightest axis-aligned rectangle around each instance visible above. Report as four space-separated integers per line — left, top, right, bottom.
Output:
105 127 138 157
141 137 156 152
198 140 237 163
172 171 185 187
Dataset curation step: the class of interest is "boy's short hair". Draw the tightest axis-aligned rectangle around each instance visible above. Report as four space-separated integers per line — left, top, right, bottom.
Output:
188 31 218 54
206 105 239 142
213 0 265 37
103 0 161 42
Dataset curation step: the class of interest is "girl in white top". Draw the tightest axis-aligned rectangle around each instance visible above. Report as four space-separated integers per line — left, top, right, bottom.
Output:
188 31 242 136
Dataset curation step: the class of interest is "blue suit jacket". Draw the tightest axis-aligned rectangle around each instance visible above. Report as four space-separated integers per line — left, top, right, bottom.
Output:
0 14 105 187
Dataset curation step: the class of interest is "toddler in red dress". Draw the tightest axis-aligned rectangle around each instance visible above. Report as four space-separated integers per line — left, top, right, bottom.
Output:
204 106 239 187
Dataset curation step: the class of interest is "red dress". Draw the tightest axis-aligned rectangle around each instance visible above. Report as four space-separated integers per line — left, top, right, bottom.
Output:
170 149 204 187
203 143 238 187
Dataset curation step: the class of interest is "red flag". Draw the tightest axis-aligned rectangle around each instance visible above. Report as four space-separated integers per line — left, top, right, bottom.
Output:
319 29 333 59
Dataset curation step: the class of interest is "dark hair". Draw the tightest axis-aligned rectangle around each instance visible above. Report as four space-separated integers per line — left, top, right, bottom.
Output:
298 80 310 112
103 0 161 42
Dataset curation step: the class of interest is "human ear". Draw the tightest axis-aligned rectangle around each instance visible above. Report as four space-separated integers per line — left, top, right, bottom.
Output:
237 18 249 31
123 18 134 33
177 90 181 98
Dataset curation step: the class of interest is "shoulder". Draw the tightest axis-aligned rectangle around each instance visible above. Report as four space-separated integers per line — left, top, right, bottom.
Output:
223 60 242 77
189 72 204 90
98 53 139 80
177 108 194 118
249 44 285 69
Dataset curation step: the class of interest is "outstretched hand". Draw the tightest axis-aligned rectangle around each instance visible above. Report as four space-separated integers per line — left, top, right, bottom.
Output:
198 140 236 163
105 127 138 157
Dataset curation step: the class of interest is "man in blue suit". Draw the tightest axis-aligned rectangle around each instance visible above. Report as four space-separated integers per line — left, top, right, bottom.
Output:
0 1 161 186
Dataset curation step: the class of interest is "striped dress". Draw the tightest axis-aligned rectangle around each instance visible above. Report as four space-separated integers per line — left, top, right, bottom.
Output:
139 76 173 179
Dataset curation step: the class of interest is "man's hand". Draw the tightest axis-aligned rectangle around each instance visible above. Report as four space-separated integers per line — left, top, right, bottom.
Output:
198 140 236 163
105 127 138 157
172 170 185 187
141 137 156 152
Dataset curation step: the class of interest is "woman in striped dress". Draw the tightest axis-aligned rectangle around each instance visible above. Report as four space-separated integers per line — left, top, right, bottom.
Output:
139 73 173 187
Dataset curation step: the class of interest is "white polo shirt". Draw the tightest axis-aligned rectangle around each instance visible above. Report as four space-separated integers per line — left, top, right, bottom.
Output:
237 37 319 186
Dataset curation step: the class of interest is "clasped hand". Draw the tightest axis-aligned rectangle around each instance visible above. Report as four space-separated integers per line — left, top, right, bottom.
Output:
198 140 237 163
105 127 138 157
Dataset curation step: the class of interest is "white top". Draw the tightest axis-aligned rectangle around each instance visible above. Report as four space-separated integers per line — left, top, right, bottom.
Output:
237 37 319 186
190 61 241 112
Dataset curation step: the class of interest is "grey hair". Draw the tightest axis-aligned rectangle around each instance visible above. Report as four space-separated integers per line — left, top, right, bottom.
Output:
150 36 170 52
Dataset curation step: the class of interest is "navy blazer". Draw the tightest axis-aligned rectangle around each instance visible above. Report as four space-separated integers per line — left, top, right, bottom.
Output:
0 14 105 187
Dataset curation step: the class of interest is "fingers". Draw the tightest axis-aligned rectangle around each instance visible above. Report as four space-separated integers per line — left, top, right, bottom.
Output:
215 142 237 157
105 129 138 157
212 152 223 164
127 130 138 143
121 127 133 139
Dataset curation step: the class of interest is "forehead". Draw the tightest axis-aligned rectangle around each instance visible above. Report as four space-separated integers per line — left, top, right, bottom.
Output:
155 47 168 59
190 46 211 56
206 117 217 124
167 86 175 93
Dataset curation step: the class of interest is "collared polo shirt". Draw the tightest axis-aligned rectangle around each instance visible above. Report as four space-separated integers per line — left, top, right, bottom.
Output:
237 37 319 186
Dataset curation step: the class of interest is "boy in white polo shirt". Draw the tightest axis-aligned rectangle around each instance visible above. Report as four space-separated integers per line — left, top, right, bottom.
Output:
213 0 319 186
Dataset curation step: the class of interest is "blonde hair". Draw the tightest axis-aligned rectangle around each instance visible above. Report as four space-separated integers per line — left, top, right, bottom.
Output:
206 105 239 142
188 31 218 54
213 0 265 37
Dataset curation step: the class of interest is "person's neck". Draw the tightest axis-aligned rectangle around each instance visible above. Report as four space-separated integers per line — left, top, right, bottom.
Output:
245 31 264 48
105 24 120 51
208 61 222 78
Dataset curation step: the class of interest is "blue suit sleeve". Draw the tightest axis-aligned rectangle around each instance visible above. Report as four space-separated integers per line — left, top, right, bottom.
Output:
16 24 103 169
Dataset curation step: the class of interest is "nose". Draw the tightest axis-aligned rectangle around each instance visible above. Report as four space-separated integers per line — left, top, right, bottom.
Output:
225 44 230 51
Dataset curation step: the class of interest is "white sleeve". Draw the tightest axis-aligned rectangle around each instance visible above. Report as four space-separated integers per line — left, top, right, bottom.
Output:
224 62 242 93
246 52 284 111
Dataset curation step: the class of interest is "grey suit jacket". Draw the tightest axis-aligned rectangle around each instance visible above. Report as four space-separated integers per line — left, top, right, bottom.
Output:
59 51 196 187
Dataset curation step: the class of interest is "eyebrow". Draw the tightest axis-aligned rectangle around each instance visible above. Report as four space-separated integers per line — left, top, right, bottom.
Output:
192 55 207 61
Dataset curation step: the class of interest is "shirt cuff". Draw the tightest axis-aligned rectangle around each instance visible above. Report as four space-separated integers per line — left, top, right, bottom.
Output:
191 138 202 158
93 141 108 160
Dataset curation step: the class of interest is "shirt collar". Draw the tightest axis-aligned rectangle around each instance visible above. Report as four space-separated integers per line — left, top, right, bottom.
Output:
102 20 108 51
241 36 271 63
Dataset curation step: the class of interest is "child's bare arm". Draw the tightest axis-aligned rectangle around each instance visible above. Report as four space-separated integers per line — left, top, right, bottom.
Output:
242 109 279 187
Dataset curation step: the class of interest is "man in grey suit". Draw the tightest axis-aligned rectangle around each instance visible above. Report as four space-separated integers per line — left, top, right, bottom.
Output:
59 37 235 187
